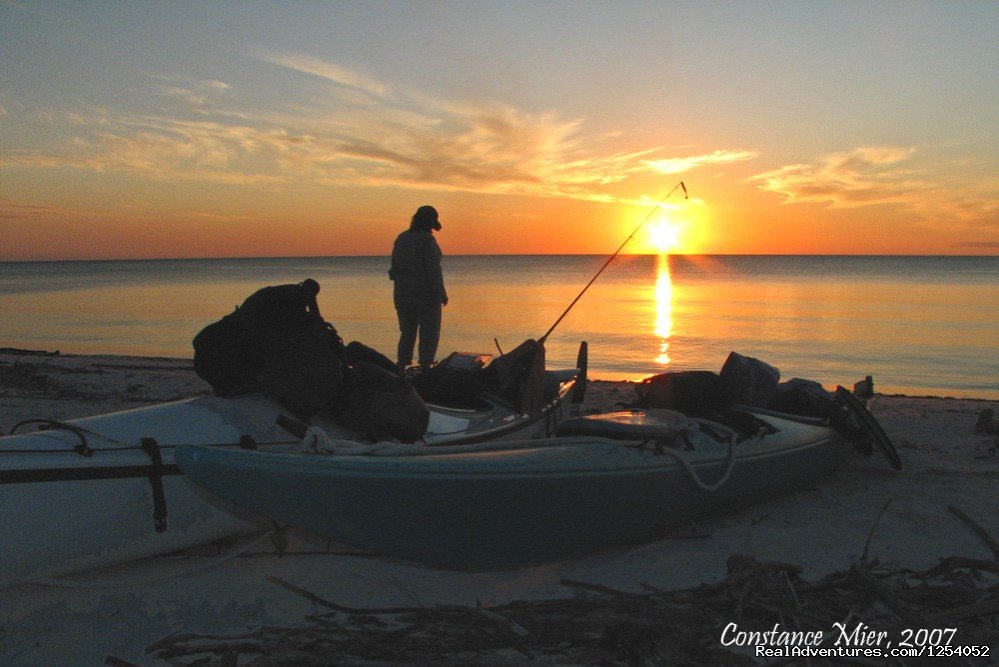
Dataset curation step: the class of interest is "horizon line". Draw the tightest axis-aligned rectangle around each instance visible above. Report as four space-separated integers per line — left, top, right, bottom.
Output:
2 251 998 264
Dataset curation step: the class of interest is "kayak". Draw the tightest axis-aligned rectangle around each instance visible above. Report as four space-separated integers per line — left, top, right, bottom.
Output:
0 350 583 584
175 408 849 570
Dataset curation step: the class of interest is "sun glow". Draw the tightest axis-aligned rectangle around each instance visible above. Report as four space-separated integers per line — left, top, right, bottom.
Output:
644 211 687 253
649 221 681 252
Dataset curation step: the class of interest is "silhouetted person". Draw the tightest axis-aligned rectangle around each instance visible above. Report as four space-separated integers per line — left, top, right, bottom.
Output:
238 278 322 329
389 205 448 369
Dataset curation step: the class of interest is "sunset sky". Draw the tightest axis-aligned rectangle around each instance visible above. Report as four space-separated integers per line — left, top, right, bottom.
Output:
2 1 997 259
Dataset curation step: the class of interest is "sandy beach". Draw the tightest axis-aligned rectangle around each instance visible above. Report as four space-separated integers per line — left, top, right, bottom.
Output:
1 350 996 665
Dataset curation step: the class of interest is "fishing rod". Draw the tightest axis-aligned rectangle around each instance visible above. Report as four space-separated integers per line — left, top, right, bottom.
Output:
538 180 688 345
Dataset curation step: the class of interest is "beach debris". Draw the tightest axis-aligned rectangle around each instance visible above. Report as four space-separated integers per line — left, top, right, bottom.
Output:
948 505 999 561
146 552 998 665
860 498 893 562
852 375 874 403
0 357 196 405
0 361 62 395
143 506 999 664
974 408 996 435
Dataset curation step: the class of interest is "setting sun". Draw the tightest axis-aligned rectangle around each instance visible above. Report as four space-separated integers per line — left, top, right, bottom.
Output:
647 219 683 253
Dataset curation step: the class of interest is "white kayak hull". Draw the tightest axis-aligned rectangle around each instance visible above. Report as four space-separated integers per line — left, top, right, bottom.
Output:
1 373 578 584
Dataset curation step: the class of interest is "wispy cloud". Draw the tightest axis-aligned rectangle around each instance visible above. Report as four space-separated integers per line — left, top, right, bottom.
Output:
646 149 759 175
256 50 391 98
749 146 998 229
0 195 250 227
750 146 919 207
1 52 753 203
0 198 56 220
150 75 233 111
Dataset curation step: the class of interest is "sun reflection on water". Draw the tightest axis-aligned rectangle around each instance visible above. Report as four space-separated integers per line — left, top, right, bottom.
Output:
654 253 673 366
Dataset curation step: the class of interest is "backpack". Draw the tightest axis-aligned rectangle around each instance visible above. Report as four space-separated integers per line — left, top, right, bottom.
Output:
344 341 399 376
769 378 836 417
480 339 546 414
409 352 490 409
192 309 263 396
259 320 346 418
632 370 729 417
719 352 780 408
334 362 430 443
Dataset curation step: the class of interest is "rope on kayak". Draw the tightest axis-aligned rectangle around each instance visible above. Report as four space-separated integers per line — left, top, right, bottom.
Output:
1 529 277 590
301 426 426 455
649 419 739 492
8 419 94 456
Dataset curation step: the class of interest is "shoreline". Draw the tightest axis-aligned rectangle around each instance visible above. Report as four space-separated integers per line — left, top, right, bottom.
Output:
2 347 996 402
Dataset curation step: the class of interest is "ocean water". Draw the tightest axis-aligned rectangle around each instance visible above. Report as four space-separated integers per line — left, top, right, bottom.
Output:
1 255 996 399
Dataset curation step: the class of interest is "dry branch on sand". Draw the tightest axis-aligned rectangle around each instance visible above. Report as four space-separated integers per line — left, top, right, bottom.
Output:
145 545 997 666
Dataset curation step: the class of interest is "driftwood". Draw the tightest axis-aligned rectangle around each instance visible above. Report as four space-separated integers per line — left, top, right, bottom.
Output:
142 506 998 665
144 554 998 666
949 505 999 560
974 408 996 435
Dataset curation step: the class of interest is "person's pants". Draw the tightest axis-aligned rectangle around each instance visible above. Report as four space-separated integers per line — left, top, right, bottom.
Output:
395 300 442 367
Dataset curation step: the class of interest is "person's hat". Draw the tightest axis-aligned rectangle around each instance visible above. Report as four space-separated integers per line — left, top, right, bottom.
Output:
415 205 442 231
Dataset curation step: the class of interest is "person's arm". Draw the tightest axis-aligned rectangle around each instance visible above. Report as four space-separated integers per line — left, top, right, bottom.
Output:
306 294 322 319
423 236 448 305
300 280 322 319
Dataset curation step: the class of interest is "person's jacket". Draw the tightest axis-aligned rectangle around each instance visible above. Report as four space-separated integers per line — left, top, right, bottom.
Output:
389 229 447 304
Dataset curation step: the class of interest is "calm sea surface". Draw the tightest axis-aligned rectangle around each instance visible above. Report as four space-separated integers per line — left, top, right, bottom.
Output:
1 255 996 399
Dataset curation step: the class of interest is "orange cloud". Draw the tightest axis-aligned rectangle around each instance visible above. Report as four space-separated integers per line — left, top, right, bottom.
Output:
3 54 759 212
749 146 998 233
749 146 920 207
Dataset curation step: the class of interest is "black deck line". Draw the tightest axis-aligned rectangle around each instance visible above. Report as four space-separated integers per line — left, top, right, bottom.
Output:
1 464 184 484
